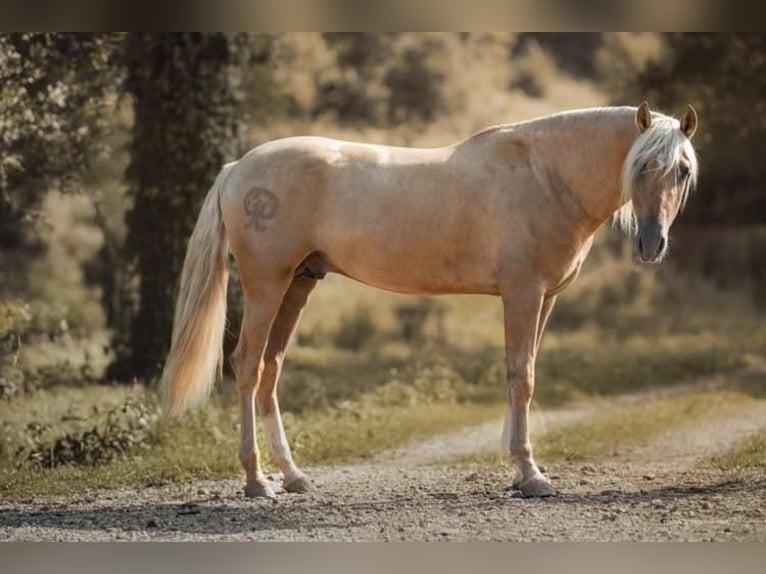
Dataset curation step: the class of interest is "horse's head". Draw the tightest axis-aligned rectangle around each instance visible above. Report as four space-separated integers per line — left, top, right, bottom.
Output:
616 102 699 264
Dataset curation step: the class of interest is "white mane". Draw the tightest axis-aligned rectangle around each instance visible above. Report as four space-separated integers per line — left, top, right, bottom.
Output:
615 113 699 234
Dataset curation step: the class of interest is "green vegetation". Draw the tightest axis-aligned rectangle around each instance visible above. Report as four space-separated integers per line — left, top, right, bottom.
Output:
712 428 766 471
0 381 500 500
0 34 123 246
535 389 758 463
1 34 764 500
2 257 764 498
453 385 765 468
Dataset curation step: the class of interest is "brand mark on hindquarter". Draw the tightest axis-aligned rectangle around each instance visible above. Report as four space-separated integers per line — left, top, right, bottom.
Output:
244 188 279 232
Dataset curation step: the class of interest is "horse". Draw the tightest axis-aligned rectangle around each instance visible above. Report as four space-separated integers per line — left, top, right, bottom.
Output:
159 102 699 498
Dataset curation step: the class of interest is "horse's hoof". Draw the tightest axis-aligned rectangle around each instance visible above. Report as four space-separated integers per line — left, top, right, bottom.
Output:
517 477 555 498
283 474 313 493
244 480 276 499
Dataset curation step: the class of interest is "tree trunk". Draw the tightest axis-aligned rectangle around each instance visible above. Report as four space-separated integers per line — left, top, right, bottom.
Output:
116 33 245 380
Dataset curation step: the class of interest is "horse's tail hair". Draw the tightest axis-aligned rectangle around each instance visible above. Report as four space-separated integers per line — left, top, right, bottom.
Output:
159 163 235 415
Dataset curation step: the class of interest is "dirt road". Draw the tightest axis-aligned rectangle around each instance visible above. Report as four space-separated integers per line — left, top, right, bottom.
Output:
2 396 765 541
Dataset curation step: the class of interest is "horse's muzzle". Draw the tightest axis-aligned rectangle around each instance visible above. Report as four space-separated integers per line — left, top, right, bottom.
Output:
634 219 668 264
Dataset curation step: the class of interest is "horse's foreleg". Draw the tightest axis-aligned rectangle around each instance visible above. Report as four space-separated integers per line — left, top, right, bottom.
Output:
231 280 290 499
256 277 317 494
500 289 555 497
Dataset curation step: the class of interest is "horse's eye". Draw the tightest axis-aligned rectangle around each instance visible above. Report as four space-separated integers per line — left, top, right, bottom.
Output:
678 165 690 181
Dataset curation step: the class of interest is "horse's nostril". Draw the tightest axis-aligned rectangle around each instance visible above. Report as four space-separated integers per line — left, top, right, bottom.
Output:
658 236 666 256
638 237 644 257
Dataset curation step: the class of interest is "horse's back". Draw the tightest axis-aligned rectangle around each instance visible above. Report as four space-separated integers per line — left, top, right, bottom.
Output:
217 129 571 296
220 134 460 235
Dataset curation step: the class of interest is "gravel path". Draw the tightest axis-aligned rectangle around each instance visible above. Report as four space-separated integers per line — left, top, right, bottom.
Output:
2 395 765 541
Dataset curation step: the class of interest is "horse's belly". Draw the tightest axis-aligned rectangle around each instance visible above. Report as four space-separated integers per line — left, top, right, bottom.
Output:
308 155 507 295
318 241 500 296
337 266 499 296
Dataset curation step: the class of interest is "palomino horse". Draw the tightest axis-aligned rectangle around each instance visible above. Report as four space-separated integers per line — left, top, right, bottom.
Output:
160 102 699 498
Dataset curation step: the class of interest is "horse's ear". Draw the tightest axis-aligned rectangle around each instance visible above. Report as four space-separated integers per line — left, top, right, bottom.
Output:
680 104 698 139
635 101 652 132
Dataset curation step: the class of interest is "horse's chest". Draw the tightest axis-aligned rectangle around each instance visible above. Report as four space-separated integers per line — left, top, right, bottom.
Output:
545 236 593 296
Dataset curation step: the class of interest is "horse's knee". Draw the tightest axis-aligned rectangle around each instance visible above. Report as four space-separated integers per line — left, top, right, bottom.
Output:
507 371 534 403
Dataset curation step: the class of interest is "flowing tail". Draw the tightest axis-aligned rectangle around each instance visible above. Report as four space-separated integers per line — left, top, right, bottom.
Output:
159 163 235 415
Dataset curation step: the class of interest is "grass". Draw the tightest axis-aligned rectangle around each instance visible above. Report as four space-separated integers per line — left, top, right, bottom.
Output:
535 389 758 463
535 330 752 401
3 37 765 502
0 385 503 501
3 263 765 499
712 427 766 471
451 386 764 467
3 224 766 500
6 360 762 501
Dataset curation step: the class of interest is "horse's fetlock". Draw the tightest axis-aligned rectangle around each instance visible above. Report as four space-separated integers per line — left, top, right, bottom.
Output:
238 447 257 467
510 444 532 460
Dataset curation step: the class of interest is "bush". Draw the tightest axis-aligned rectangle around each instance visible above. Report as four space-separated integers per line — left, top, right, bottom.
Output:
384 37 447 124
394 298 445 343
0 302 27 399
23 397 160 469
333 306 376 351
0 299 104 397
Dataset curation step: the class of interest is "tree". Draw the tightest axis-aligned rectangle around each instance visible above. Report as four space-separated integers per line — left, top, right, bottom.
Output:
316 33 450 126
0 33 123 249
384 35 448 125
514 33 603 78
116 33 252 379
315 33 397 124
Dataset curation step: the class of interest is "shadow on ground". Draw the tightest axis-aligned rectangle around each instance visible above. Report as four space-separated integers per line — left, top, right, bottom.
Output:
1 473 763 539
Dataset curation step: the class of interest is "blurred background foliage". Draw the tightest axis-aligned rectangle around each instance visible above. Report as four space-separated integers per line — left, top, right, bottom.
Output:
0 33 122 247
0 34 765 478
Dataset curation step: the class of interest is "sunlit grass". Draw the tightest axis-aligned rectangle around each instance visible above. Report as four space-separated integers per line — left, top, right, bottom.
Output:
712 427 766 471
0 385 503 501
536 331 751 399
450 386 765 467
3 34 765 507
3 275 764 500
535 389 758 463
3 223 765 500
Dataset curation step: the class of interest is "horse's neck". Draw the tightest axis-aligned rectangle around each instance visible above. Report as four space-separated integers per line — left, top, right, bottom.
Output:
530 111 637 228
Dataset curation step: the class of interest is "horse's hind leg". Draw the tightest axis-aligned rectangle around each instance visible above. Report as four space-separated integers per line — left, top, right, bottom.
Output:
231 276 291 499
256 276 317 493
